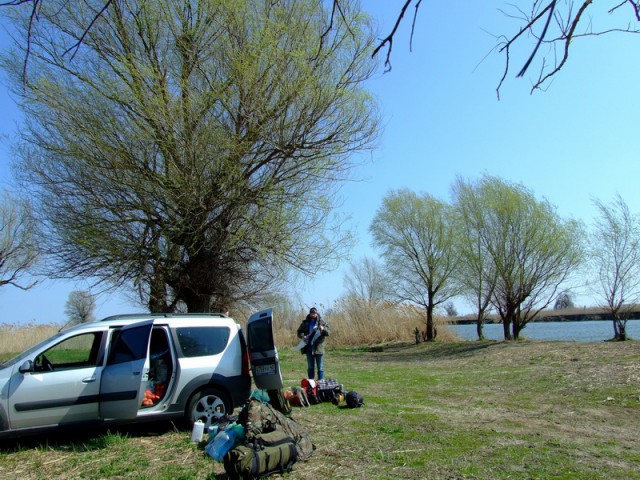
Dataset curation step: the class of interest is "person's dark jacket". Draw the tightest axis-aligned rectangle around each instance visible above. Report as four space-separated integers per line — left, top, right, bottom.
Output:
296 314 330 355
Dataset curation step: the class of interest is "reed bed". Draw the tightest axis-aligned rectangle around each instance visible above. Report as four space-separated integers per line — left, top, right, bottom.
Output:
0 303 454 358
270 299 457 348
0 323 61 356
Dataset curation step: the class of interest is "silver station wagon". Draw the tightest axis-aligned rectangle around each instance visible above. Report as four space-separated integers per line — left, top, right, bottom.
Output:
0 312 256 439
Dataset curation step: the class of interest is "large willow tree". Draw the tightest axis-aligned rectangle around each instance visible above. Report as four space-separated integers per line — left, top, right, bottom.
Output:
2 0 380 312
370 189 461 341
457 175 584 340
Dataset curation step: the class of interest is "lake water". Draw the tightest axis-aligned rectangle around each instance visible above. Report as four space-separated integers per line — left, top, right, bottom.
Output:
449 319 640 342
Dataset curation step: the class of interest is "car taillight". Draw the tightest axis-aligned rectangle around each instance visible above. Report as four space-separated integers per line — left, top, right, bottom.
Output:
241 345 250 376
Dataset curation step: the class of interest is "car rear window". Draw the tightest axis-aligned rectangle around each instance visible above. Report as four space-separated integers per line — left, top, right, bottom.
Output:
175 326 230 357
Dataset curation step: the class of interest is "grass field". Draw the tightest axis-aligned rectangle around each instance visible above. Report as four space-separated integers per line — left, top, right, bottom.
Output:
1 339 639 479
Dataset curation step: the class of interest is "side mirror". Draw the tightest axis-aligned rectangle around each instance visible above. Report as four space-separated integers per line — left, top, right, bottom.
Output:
19 360 34 374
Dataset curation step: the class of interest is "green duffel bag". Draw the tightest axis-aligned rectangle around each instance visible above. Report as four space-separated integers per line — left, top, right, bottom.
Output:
223 430 298 479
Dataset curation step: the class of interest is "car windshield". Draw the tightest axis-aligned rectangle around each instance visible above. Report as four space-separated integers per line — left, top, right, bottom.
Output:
0 330 66 369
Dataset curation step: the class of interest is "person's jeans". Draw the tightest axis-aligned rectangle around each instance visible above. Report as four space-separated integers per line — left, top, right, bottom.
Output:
306 352 324 380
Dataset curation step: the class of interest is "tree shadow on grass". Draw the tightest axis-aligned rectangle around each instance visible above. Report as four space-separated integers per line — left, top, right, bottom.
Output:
363 340 508 362
0 419 183 453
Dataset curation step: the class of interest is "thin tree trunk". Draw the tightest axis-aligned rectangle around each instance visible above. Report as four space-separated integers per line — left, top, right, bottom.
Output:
614 318 627 341
502 310 514 341
425 304 435 341
149 274 170 313
512 318 522 340
476 314 485 341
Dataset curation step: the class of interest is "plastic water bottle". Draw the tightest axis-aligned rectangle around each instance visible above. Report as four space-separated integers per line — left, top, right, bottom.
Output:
205 429 236 462
191 420 204 443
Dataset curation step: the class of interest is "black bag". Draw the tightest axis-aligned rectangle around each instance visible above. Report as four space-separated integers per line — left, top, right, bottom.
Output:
223 430 297 479
346 391 364 408
316 378 343 403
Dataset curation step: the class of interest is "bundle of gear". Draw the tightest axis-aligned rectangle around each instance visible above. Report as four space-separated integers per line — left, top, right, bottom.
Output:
283 378 364 409
203 397 315 479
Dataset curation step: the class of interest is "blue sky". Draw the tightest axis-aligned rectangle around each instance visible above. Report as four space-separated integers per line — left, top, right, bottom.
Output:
1 2 640 324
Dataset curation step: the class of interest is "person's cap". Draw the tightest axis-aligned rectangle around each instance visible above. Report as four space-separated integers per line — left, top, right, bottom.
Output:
310 307 318 314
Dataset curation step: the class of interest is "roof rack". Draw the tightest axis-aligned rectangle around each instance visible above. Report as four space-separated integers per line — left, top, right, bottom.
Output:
100 312 228 321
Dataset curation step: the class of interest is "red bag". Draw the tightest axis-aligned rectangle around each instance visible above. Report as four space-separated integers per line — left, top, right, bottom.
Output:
301 379 319 404
284 387 310 407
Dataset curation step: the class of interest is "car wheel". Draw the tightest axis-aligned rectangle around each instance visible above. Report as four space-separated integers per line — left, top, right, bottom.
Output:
185 388 230 429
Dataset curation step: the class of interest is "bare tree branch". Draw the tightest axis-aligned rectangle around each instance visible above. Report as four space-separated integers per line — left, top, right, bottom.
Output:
315 0 355 62
5 1 640 100
22 0 40 90
532 0 591 92
0 192 40 291
0 0 34 5
495 1 557 96
367 0 639 95
371 0 422 72
609 0 640 20
515 0 557 78
497 0 640 94
63 0 113 60
1 0 112 86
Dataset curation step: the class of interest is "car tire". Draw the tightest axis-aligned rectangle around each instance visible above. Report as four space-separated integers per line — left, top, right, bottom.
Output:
185 387 231 429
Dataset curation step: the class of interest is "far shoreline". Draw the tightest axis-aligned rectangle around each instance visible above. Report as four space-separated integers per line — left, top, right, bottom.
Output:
451 306 640 325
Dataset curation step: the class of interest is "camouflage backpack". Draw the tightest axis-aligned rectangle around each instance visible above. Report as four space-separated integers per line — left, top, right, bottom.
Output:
237 398 315 461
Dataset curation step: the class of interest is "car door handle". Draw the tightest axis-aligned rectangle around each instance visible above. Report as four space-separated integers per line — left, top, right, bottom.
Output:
82 377 97 383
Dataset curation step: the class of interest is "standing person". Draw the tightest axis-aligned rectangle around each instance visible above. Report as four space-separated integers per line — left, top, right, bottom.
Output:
297 307 330 380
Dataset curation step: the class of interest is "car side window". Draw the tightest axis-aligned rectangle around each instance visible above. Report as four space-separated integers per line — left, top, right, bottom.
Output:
34 332 104 372
107 325 151 365
175 327 230 357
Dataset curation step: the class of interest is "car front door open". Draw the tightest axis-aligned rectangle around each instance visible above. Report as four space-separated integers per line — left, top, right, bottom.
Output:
99 320 153 420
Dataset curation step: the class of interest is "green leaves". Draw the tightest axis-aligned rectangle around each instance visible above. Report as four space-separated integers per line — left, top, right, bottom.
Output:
5 0 380 311
452 175 585 338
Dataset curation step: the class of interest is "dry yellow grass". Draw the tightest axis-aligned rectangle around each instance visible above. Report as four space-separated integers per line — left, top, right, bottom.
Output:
271 300 458 348
0 323 61 355
0 304 455 357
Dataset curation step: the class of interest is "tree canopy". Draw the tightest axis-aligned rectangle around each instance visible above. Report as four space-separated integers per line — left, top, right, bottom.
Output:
5 1 640 95
370 189 460 340
342 256 392 308
451 176 499 340
456 175 584 340
64 290 97 327
0 191 39 291
2 0 380 312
